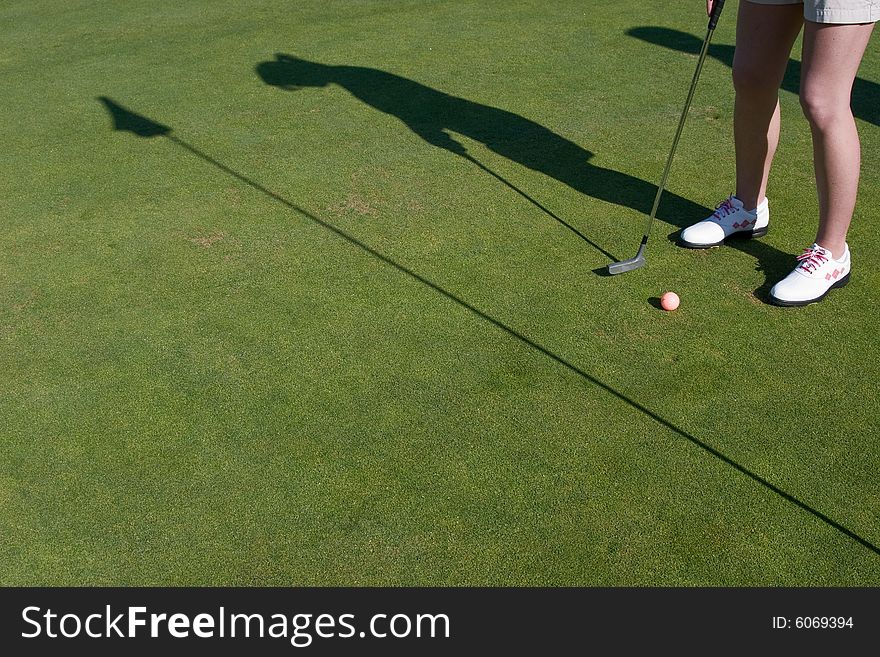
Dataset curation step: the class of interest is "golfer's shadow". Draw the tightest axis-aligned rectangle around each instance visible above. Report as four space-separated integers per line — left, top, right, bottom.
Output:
256 53 793 290
255 56 701 251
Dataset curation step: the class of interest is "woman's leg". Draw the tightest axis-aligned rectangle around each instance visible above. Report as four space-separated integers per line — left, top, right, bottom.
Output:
732 1 804 209
678 2 804 249
800 20 875 259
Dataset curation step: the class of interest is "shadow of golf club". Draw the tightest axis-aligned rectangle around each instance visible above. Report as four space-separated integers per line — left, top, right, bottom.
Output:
98 95 880 558
254 54 714 258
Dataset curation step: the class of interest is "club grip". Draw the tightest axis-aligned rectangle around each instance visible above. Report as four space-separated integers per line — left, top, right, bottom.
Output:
708 0 727 30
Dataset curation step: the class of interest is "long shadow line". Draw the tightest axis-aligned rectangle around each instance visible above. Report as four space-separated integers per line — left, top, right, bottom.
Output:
98 97 879 557
169 134 879 558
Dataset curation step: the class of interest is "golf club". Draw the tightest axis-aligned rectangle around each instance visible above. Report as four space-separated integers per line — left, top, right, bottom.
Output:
608 0 727 275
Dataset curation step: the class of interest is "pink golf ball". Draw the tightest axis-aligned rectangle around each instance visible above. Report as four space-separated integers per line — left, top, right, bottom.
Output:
660 292 680 311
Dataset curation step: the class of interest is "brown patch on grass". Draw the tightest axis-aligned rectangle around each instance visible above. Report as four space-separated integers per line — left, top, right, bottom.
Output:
225 186 241 205
187 231 226 248
745 291 765 306
701 105 722 122
11 289 38 312
12 300 34 312
724 278 766 306
327 193 380 218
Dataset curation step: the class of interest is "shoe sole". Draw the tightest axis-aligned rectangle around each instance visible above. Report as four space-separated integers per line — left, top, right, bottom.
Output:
678 226 769 249
769 272 851 307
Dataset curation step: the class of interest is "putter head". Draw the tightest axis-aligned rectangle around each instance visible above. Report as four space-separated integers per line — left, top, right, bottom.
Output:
607 254 646 275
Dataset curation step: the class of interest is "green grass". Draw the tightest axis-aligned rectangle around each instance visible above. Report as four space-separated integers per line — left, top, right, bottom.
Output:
1 0 878 585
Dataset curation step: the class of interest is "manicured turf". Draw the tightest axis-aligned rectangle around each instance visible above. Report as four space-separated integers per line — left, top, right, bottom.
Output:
1 0 878 585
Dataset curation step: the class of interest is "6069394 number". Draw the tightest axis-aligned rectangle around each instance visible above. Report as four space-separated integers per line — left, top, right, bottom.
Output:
795 617 853 629
772 616 854 629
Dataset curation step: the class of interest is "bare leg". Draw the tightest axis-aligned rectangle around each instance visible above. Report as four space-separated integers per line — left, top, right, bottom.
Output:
800 21 875 259
732 1 803 209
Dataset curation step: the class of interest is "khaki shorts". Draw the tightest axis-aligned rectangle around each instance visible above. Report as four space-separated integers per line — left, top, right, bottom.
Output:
748 0 879 23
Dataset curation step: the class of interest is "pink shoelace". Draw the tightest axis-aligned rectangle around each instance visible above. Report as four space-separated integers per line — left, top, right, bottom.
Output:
796 246 829 273
712 198 737 221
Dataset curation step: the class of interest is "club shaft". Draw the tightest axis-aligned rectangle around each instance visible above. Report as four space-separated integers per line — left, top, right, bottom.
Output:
639 25 716 239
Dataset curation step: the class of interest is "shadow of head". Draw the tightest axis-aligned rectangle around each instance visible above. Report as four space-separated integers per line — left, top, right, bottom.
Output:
256 54 333 91
626 27 704 55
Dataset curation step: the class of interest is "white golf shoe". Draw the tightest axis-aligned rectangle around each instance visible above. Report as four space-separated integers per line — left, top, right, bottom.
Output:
679 195 769 248
769 243 851 307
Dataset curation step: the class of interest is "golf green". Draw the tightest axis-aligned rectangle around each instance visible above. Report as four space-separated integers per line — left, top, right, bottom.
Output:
1 0 878 585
